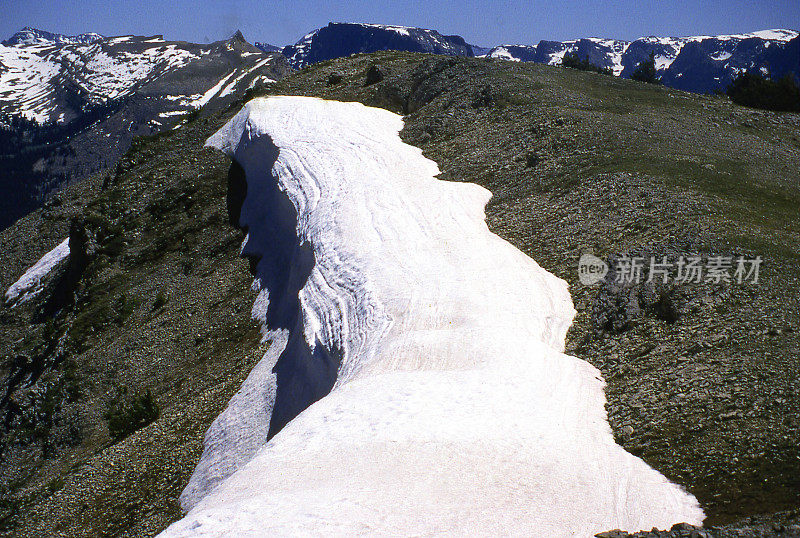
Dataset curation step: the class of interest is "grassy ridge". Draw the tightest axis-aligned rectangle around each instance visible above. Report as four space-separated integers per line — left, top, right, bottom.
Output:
0 52 798 535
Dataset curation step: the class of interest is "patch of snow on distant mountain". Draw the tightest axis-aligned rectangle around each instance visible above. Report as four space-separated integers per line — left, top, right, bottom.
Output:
282 30 317 67
710 51 733 61
357 22 413 36
0 43 64 122
188 70 238 109
218 57 274 98
79 44 198 101
708 28 798 41
654 55 673 70
488 46 522 61
0 38 200 122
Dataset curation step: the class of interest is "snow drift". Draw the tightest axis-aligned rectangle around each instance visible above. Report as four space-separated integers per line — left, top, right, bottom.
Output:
4 237 69 306
160 96 704 536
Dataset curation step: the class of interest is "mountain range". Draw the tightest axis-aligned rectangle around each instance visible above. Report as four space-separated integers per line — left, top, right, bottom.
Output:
256 22 798 94
1 22 798 231
487 28 800 93
0 28 290 229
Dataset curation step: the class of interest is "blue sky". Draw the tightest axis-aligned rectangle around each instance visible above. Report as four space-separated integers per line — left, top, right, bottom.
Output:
3 0 798 46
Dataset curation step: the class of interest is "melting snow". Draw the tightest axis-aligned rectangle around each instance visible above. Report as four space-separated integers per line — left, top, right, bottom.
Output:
158 110 189 118
0 43 62 122
188 70 237 109
106 36 134 43
358 23 413 37
159 96 704 537
637 29 797 44
247 75 276 89
4 238 69 306
0 40 199 122
488 46 522 61
655 54 674 70
218 58 274 98
710 28 798 41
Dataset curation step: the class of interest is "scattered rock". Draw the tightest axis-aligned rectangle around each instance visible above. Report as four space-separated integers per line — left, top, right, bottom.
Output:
525 151 541 168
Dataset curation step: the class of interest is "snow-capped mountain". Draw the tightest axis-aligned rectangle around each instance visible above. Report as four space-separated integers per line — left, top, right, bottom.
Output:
278 22 478 69
266 22 797 94
488 29 799 92
2 27 103 47
0 28 287 125
0 28 290 229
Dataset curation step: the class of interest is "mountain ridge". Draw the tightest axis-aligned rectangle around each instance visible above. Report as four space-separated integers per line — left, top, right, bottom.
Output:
2 27 103 47
248 22 800 94
1 51 798 537
5 23 797 99
274 22 478 69
0 30 290 229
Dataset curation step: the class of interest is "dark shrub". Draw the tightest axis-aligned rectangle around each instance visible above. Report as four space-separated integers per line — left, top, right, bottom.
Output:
471 84 508 109
525 151 541 168
326 73 343 86
152 290 168 311
631 53 660 84
105 389 160 441
364 65 384 86
561 52 613 76
726 72 800 112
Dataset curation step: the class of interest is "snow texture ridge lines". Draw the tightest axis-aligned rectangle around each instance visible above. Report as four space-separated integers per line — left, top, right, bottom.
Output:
161 96 705 536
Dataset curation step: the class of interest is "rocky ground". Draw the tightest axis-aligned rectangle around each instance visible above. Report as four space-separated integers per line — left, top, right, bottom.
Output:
0 113 269 536
0 52 798 536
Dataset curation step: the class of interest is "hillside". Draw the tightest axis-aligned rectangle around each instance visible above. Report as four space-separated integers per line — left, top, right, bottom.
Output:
0 52 798 536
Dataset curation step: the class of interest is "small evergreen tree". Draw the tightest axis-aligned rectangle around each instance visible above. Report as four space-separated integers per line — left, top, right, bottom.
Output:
561 52 613 76
726 71 800 112
631 53 660 84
